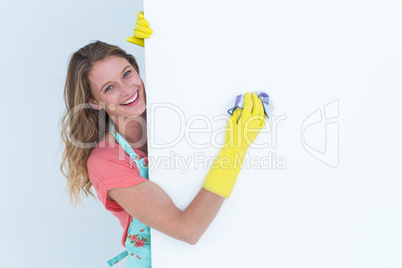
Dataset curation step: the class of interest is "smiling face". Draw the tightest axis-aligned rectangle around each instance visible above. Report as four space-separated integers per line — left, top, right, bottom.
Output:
88 56 146 118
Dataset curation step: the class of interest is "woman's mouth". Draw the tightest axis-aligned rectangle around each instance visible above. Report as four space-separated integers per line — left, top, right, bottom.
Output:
121 90 139 106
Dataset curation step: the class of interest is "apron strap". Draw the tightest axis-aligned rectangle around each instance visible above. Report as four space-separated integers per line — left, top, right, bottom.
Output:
109 120 140 159
106 250 128 267
109 120 149 178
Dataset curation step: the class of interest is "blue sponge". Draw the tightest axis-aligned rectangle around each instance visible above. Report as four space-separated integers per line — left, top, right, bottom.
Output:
227 91 272 118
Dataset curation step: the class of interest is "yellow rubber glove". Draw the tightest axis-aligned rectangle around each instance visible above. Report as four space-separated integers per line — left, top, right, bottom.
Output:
127 11 153 47
202 92 266 198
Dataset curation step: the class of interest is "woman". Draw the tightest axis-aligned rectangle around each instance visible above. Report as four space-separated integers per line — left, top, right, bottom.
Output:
60 16 266 268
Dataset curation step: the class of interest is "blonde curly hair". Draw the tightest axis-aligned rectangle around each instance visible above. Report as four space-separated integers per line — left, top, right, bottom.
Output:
59 40 139 208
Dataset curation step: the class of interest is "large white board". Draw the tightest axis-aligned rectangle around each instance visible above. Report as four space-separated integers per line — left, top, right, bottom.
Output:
144 1 402 267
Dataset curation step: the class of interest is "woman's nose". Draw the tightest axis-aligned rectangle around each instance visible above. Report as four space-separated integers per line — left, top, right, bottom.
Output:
120 82 132 94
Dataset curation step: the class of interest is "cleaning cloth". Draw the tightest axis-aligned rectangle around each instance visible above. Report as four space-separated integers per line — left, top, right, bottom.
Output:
227 91 272 118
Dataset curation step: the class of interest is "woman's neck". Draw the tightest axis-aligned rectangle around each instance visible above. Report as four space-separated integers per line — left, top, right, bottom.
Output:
111 110 148 154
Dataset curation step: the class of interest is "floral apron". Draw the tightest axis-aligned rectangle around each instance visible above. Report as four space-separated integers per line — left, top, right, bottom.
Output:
106 120 152 268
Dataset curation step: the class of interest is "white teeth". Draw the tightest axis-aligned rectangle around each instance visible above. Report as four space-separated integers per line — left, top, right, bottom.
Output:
122 91 138 105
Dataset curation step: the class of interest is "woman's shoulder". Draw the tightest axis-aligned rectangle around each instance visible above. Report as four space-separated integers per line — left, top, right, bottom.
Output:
88 141 147 168
87 142 137 178
87 142 119 171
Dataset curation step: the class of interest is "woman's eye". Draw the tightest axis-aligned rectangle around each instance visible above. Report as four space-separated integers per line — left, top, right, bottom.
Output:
105 85 113 92
123 70 131 78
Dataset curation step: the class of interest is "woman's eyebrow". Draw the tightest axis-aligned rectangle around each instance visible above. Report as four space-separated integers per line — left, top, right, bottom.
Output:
100 66 131 92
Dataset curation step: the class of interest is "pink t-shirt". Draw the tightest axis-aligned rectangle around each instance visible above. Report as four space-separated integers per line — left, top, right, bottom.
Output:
87 141 148 246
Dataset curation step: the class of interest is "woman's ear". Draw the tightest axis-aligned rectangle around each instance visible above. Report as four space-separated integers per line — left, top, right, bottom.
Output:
88 98 101 110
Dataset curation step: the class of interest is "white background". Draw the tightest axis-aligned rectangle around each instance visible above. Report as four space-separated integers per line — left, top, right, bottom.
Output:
1 0 145 267
144 0 402 267
1 0 402 267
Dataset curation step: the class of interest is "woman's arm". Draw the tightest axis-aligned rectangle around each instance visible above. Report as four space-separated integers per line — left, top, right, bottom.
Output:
109 92 265 245
109 181 224 245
